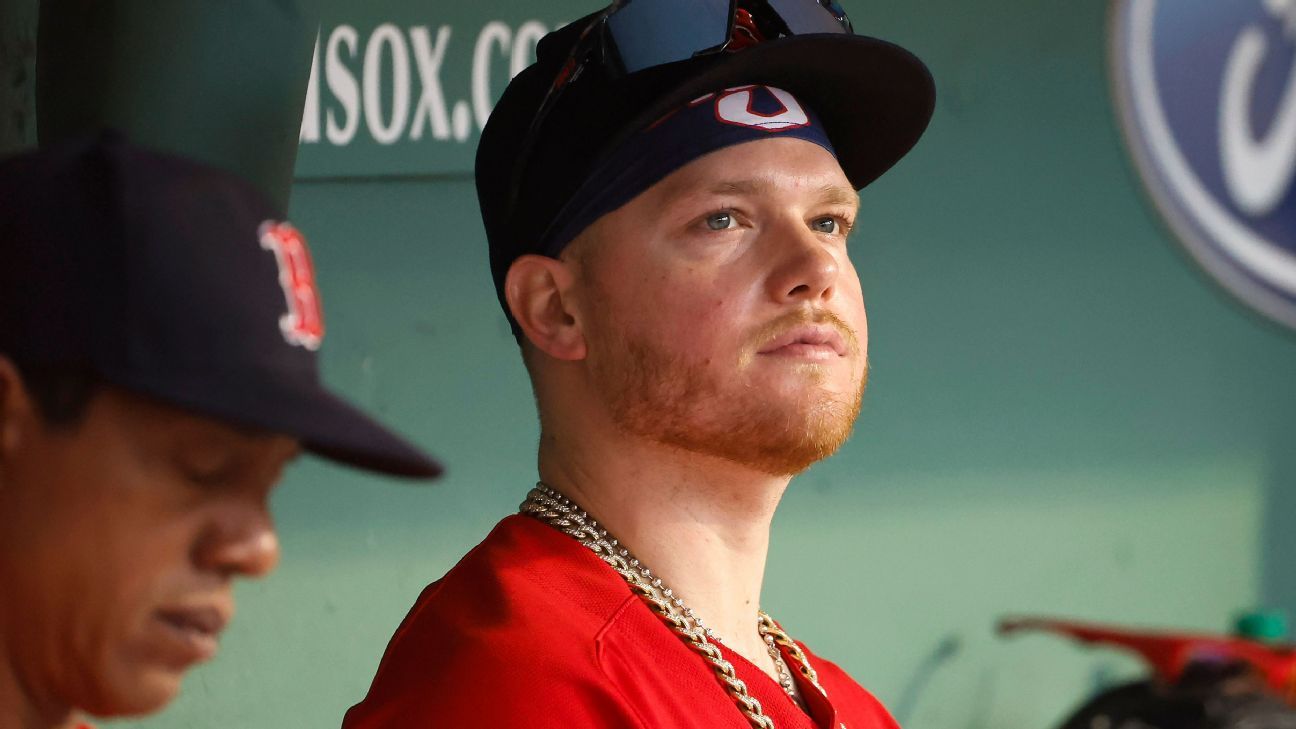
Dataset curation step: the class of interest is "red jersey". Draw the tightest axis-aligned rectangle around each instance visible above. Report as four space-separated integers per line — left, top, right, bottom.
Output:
343 515 899 729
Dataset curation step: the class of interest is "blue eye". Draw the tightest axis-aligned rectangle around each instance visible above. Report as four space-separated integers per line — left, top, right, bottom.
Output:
705 212 736 231
811 217 841 234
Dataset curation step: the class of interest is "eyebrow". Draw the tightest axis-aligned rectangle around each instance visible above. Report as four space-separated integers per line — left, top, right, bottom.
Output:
707 179 859 208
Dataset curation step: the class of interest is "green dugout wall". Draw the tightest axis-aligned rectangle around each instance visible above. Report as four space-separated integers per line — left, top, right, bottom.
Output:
10 0 1295 727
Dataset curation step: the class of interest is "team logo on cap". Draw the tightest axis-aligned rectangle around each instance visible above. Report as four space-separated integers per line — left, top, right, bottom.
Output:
1111 0 1296 329
690 85 811 132
258 221 325 351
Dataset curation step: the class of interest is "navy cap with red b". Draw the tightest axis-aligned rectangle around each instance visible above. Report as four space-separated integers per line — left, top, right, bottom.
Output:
0 131 441 479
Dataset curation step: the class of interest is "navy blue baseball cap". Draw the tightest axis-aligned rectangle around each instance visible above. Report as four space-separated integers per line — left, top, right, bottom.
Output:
0 132 442 479
476 0 935 334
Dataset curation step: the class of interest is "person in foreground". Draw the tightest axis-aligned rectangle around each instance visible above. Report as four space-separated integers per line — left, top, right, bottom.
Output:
344 1 934 727
0 133 441 729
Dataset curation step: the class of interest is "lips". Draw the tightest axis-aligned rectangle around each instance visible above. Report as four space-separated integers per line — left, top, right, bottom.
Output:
757 323 849 358
153 605 229 665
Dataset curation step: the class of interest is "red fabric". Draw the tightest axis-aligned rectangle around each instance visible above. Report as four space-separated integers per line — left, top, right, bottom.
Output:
343 515 899 729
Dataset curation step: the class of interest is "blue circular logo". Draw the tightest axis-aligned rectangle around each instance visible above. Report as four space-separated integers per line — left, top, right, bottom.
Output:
1111 0 1296 329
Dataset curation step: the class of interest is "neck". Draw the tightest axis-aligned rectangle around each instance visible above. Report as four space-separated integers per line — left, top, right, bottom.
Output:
537 425 791 665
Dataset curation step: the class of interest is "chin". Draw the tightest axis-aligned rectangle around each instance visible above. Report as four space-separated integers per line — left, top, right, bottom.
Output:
78 664 184 719
685 390 861 477
756 363 858 398
764 381 861 419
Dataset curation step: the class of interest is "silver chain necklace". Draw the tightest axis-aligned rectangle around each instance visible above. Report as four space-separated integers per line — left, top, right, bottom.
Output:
521 482 825 728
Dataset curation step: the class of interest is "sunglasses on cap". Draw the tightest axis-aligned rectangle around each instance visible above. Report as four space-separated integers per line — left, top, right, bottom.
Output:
506 0 854 217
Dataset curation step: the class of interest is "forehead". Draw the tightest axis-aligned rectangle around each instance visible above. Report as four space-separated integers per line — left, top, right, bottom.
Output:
85 388 297 456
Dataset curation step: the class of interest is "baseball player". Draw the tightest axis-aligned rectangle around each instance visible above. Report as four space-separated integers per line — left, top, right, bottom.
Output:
0 133 441 729
343 0 933 726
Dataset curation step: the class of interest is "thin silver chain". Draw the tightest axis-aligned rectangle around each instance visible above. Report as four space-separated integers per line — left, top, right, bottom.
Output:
521 482 826 728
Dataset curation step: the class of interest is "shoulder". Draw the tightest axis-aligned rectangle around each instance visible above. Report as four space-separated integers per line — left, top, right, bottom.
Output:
342 631 642 727
342 515 646 728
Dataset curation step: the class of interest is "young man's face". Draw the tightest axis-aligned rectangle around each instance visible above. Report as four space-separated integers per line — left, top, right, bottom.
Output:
573 137 868 475
0 384 297 718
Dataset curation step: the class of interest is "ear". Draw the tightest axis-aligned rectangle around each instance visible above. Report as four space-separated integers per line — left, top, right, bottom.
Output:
505 255 587 361
0 357 34 459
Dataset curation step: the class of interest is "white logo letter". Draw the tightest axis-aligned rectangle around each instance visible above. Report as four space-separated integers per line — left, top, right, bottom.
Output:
324 25 360 146
363 24 411 145
1220 15 1296 216
715 86 809 131
409 25 452 141
300 33 321 143
472 22 512 130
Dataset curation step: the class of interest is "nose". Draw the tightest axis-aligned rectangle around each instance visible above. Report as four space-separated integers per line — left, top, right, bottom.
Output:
195 503 281 579
764 219 840 304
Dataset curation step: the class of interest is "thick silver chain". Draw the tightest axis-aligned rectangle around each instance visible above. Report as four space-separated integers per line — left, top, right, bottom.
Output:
520 483 825 729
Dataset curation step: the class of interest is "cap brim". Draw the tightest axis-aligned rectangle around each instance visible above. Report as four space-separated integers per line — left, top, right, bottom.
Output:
287 387 445 480
616 33 936 190
107 369 443 480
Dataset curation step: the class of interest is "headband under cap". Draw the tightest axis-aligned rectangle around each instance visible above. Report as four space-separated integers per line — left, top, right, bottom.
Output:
543 84 838 255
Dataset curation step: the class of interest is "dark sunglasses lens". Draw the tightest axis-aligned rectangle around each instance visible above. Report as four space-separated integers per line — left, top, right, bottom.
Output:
765 0 852 35
606 0 735 73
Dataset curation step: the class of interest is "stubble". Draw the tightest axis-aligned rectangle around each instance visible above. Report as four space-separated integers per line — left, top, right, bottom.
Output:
587 308 866 476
